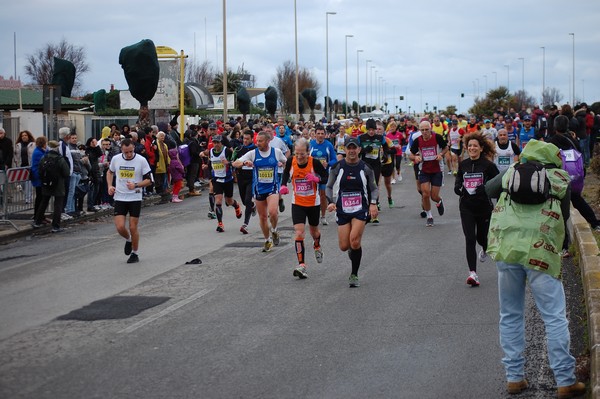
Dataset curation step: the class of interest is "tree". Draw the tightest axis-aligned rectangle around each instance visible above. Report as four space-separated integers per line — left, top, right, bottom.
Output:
24 38 90 95
469 86 512 116
509 90 537 111
542 87 564 107
271 60 321 115
186 59 214 86
212 69 241 93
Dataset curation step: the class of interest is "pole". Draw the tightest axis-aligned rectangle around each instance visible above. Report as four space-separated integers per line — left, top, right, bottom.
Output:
569 33 575 104
365 60 371 108
504 64 510 92
222 0 228 121
518 57 524 94
356 49 363 115
492 71 497 88
294 0 299 120
541 46 545 104
325 12 336 121
344 34 353 117
180 50 186 140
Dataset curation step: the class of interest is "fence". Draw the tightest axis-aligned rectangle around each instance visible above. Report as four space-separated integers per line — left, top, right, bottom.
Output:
0 167 36 230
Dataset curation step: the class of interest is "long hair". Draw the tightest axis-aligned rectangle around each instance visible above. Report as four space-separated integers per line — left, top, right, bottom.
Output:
463 132 496 160
17 130 35 144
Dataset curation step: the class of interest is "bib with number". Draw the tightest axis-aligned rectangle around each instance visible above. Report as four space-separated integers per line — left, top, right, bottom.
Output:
341 191 363 213
463 172 484 195
421 146 437 161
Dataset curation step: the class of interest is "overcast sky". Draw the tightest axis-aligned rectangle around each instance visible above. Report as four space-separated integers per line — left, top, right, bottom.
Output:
2 0 599 115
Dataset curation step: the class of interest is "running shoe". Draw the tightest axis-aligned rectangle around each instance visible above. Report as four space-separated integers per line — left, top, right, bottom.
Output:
560 249 571 258
240 224 249 234
251 204 257 217
348 274 360 287
448 171 452 175
466 271 480 286
426 217 434 227
51 227 64 233
235 205 242 219
262 239 273 252
124 240 133 255
397 174 403 182
436 199 445 216
377 203 381 211
314 246 323 263
272 230 280 246
279 198 285 212
207 211 217 219
127 253 140 264
321 216 328 226
391 178 396 184
478 249 487 263
420 210 427 218
216 222 225 232
293 265 308 279
61 213 73 221
370 217 380 224
388 198 394 208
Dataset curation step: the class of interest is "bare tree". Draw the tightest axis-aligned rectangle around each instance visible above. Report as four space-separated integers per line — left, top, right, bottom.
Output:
185 59 215 86
271 60 321 115
542 87 564 107
24 38 90 95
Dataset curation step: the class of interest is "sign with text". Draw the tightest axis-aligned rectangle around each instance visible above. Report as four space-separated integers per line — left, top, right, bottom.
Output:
212 93 235 110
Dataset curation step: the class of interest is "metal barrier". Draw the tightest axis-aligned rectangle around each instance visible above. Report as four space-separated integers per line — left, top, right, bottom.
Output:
0 167 35 230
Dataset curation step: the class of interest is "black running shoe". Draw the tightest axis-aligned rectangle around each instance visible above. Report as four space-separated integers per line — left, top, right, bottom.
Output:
420 210 427 218
127 253 139 264
279 198 285 213
124 241 133 255
436 199 445 216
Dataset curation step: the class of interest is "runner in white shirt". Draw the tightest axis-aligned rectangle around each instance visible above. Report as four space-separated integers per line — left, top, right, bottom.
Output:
107 139 152 263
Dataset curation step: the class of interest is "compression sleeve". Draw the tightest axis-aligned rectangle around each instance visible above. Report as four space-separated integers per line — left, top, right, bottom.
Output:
325 162 341 204
363 163 379 203
280 157 294 186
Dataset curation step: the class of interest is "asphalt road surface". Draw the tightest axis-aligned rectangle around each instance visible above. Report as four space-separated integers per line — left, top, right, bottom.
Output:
0 171 580 398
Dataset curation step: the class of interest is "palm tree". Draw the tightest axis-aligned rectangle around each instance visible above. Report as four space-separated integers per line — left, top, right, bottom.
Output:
212 70 241 93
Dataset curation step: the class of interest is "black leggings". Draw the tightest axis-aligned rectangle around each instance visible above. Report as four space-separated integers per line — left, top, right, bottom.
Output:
237 177 254 225
460 210 491 272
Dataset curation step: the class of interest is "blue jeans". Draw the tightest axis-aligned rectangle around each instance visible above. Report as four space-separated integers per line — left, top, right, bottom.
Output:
579 136 590 167
496 261 576 386
65 173 81 213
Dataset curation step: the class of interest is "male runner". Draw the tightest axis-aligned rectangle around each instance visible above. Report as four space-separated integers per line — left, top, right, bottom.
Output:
232 130 257 234
309 124 337 225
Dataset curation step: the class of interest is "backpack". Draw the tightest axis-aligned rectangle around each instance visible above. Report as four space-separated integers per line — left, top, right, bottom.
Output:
39 154 61 188
178 144 191 167
536 115 548 136
560 148 584 193
505 160 552 204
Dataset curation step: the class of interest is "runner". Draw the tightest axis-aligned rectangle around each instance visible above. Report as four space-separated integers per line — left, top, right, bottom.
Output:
385 121 404 183
203 135 242 232
267 123 291 213
232 131 287 252
447 119 465 175
232 130 257 234
106 138 152 264
409 120 449 226
280 138 328 279
309 124 337 225
454 132 499 286
378 121 396 208
493 129 521 173
326 137 379 287
334 127 349 161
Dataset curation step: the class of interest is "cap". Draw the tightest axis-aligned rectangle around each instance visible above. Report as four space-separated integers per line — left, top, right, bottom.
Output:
208 123 217 129
399 117 406 122
48 140 60 148
523 115 532 121
451 119 458 124
484 119 490 123
212 134 223 142
345 137 360 147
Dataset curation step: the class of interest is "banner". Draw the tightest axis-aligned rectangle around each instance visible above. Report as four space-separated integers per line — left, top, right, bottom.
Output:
212 93 235 110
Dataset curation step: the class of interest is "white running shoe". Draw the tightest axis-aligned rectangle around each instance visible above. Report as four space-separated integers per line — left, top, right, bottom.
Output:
478 249 487 263
467 271 480 286
391 178 396 184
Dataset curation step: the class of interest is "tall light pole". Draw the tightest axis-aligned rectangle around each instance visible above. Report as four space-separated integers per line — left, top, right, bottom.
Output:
294 0 299 120
569 33 575 104
540 46 545 104
222 0 228 121
344 34 353 117
325 11 336 121
356 49 363 115
518 57 524 94
370 66 375 108
504 64 510 92
365 59 371 108
374 69 378 109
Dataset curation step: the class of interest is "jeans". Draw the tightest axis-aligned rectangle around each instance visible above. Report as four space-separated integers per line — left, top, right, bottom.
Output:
496 261 576 386
579 136 590 167
65 173 81 213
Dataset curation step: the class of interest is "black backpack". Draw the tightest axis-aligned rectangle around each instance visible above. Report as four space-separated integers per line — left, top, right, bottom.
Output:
505 160 552 204
39 154 61 188
536 116 548 136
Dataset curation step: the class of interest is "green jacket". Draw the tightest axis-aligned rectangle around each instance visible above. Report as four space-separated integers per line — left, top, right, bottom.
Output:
486 140 571 278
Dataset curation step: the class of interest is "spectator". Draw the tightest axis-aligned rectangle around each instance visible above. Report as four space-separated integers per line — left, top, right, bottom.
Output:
30 136 47 223
14 130 35 203
154 131 170 200
66 133 84 217
85 137 103 212
0 127 14 171
57 127 74 221
168 148 184 203
185 129 203 196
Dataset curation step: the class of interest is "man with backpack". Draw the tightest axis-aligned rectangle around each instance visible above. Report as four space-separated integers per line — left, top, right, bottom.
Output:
32 141 71 233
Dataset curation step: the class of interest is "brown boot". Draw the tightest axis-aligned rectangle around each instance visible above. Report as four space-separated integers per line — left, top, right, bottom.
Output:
188 190 202 196
557 381 585 399
507 380 528 394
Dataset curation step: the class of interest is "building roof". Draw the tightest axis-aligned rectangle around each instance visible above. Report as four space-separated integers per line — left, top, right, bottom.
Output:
0 88 91 111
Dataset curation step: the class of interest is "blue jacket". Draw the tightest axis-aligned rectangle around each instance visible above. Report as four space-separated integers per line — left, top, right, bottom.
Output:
30 146 46 187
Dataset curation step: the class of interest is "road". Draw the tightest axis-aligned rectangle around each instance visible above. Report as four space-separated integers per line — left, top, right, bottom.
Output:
0 171 574 398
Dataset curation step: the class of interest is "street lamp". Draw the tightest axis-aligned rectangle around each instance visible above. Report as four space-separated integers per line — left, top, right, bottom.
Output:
540 46 545 104
344 34 353 117
370 66 375 108
569 33 575 104
365 59 372 108
518 57 524 94
504 64 510 92
222 0 228 121
294 0 299 120
374 70 378 109
356 49 363 115
325 11 336 121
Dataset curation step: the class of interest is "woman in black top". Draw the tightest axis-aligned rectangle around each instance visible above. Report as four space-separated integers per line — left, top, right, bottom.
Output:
454 132 499 287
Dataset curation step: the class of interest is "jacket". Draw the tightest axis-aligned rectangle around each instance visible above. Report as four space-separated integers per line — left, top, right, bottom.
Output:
454 156 499 213
41 150 71 197
168 149 185 181
14 141 34 167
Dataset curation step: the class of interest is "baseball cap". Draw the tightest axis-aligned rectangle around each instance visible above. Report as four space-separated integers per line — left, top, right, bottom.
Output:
208 123 217 129
345 137 360 147
523 115 532 121
212 134 223 142
484 119 490 123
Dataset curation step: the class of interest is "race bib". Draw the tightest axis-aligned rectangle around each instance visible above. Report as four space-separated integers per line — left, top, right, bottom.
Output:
257 167 274 183
366 146 380 159
315 157 327 168
421 146 437 161
118 166 135 179
498 156 511 166
212 161 225 170
463 172 484 195
341 191 362 213
337 145 345 153
294 178 314 196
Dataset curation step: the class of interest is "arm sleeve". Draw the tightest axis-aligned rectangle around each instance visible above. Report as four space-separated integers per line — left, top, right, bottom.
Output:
327 142 337 167
364 164 379 203
312 158 329 183
436 134 448 149
325 163 340 204
410 139 419 155
454 162 464 196
281 157 294 186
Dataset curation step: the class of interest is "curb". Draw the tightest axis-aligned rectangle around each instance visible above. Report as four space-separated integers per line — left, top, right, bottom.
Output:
571 208 600 399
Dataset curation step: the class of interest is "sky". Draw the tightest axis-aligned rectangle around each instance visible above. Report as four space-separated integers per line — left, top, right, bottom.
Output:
2 0 599 116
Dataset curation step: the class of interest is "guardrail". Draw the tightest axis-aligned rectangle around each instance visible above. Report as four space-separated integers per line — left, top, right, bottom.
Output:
0 167 35 231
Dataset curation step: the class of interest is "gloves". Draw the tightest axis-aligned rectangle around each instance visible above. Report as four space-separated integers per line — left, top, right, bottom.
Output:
305 173 321 183
280 186 290 195
454 186 462 196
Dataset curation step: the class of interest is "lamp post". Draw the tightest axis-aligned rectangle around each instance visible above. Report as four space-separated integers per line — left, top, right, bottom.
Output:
492 71 497 88
569 33 575 104
374 70 378 109
370 66 375 109
540 46 545 104
325 11 336 121
518 57 524 94
356 49 363 115
222 0 228 121
504 64 510 92
365 59 371 109
294 0 299 120
344 34 353 117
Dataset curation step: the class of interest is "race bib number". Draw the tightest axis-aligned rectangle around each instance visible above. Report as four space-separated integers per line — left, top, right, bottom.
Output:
497 156 511 166
212 161 225 170
315 157 327 168
366 146 380 159
341 191 362 213
463 172 484 195
257 167 274 183
294 178 314 196
421 146 437 161
337 145 345 153
118 166 135 179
